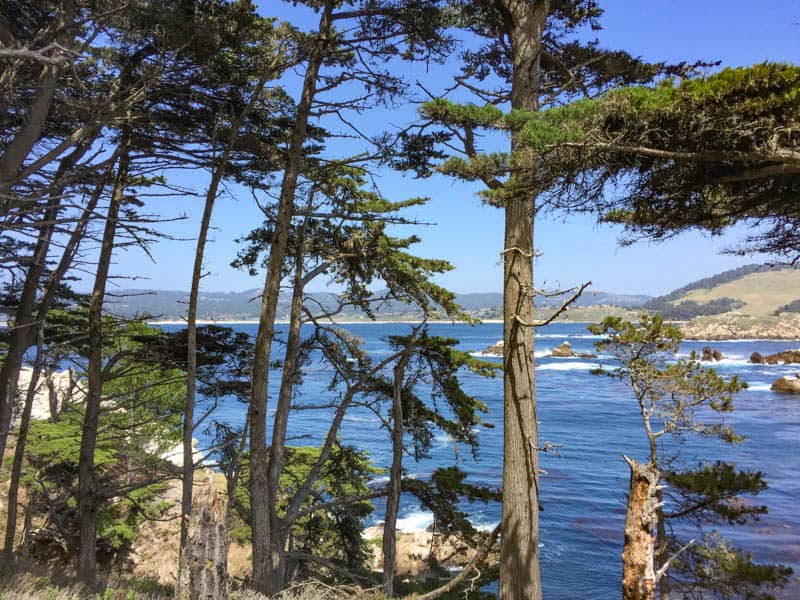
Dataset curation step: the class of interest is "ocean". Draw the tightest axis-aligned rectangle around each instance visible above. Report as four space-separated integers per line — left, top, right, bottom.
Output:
159 321 800 599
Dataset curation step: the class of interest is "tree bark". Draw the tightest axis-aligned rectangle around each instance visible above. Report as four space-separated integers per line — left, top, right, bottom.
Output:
621 456 660 600
77 135 130 587
498 3 549 600
176 476 229 600
249 4 332 595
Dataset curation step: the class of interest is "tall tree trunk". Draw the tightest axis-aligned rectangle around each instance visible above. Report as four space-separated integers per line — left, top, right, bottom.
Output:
3 329 45 560
382 350 412 597
249 4 332 595
77 136 130 587
263 238 306 591
181 76 270 550
621 456 660 600
498 2 549 600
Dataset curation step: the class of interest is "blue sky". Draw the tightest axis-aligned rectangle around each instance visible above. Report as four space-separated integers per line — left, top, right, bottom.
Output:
99 1 800 297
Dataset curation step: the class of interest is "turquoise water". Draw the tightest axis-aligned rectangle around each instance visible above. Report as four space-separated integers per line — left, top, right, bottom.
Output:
160 321 800 598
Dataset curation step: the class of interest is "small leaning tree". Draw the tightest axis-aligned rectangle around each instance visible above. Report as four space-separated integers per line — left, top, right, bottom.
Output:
590 314 791 600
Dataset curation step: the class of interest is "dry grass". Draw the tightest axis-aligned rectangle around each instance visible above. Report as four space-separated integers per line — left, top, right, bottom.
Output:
0 575 384 600
0 573 172 599
675 269 800 316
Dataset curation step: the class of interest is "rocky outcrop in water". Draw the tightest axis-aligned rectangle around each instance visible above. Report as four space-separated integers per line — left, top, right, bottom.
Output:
771 374 800 394
701 347 725 362
551 341 574 357
482 340 504 356
550 341 597 359
749 350 800 365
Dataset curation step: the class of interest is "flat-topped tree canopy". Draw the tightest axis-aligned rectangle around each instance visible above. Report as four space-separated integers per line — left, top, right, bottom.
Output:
516 62 800 260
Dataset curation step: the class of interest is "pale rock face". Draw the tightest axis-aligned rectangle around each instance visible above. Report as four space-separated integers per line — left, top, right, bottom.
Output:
682 314 800 340
14 367 83 422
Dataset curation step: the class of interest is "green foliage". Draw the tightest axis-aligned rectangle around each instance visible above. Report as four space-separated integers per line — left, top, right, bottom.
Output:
19 318 183 563
664 462 767 525
643 297 745 320
404 466 500 539
774 298 800 315
231 443 379 571
670 533 793 600
523 63 800 259
421 100 505 129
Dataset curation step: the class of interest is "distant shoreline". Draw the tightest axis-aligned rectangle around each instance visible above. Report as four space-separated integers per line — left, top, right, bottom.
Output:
146 318 506 325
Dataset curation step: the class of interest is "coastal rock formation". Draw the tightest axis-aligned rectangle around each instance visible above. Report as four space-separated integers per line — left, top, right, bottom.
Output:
750 350 800 365
550 341 598 359
364 525 498 579
482 340 504 356
701 347 725 362
682 314 800 340
771 374 800 394
551 341 574 357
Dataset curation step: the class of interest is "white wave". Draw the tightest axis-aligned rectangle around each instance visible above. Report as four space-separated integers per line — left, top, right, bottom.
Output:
471 349 598 359
690 338 800 343
474 520 500 532
396 511 434 532
343 414 375 424
469 352 502 359
537 361 603 371
433 432 454 447
745 383 773 392
535 333 601 339
706 358 751 367
370 475 391 485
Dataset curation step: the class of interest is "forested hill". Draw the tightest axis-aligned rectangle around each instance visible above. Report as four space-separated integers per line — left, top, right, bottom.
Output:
102 288 651 321
645 264 800 319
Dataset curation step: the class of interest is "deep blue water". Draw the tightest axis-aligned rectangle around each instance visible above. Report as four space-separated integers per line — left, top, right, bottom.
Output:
160 321 800 598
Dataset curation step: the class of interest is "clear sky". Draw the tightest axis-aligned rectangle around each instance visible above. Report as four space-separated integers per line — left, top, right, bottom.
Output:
97 1 800 297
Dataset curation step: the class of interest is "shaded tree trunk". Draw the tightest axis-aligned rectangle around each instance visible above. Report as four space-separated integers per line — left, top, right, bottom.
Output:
249 4 332 595
263 238 306 590
621 456 660 600
498 2 549 600
77 135 130 587
3 330 45 559
382 349 412 597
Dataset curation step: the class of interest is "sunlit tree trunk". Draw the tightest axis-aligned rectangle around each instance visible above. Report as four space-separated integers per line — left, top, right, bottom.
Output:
498 2 549 600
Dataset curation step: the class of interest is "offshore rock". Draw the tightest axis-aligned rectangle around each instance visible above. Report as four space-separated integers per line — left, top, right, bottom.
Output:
749 350 800 365
701 347 725 362
551 341 574 357
482 340 504 356
771 374 800 394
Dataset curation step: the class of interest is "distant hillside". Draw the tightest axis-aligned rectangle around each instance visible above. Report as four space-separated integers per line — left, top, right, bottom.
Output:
646 264 800 319
103 287 649 322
